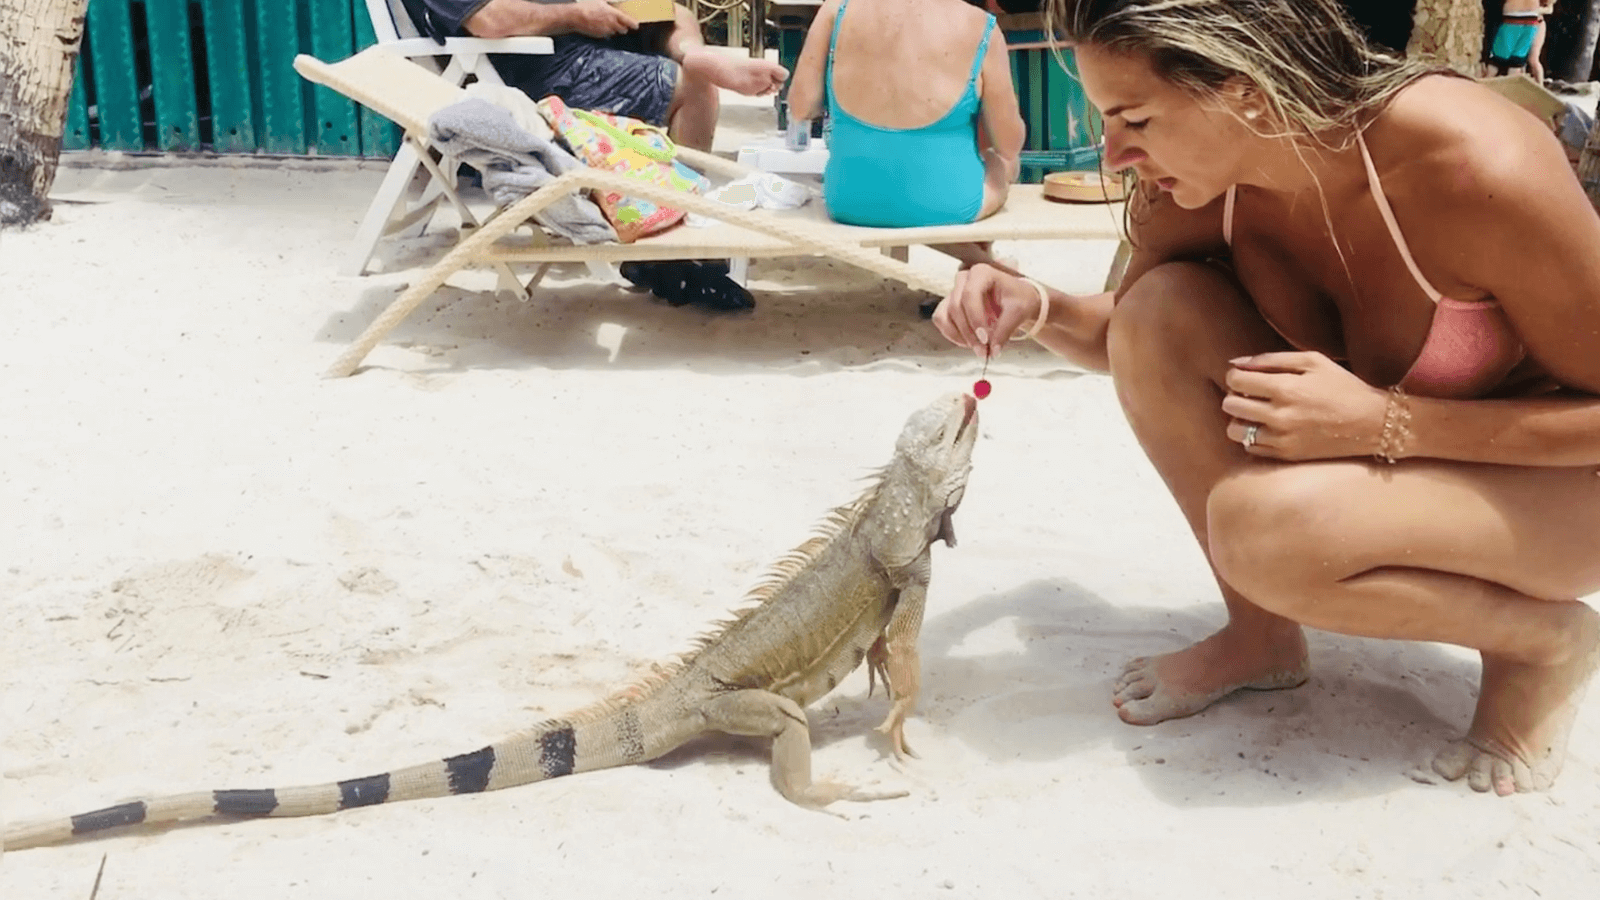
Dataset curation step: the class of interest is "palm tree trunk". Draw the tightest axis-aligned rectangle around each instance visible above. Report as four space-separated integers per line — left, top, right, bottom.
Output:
1407 0 1486 74
0 0 91 226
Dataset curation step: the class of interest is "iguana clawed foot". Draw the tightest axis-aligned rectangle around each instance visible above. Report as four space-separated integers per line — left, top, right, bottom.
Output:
867 636 921 760
795 779 910 811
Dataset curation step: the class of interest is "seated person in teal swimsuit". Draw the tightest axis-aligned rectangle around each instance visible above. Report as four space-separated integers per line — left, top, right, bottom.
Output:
784 0 1026 238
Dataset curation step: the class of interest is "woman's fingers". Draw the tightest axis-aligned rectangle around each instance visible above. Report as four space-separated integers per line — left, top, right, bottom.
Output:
1228 351 1321 373
1219 391 1273 422
932 270 981 350
936 267 996 356
1225 418 1274 455
934 264 1042 359
1223 364 1290 400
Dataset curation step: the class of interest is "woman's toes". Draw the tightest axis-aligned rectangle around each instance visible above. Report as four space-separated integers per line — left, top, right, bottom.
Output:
1430 740 1476 781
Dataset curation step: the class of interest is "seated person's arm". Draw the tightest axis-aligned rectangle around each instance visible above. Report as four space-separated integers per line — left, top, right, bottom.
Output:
977 34 1025 182
783 0 841 123
462 0 636 39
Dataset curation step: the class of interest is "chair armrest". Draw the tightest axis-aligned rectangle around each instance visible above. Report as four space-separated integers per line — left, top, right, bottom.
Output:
382 36 554 58
675 145 761 181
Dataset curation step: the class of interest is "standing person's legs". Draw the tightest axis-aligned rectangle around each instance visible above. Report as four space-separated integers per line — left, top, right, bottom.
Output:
1530 17 1548 83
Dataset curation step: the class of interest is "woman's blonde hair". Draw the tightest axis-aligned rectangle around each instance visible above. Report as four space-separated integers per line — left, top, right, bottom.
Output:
1045 0 1450 150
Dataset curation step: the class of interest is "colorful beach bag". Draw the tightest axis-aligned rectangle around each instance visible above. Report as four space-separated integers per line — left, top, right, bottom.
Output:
536 95 710 243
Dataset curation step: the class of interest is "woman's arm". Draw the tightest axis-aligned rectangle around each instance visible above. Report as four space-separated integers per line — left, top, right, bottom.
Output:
933 182 1228 369
976 32 1024 182
782 0 840 123
933 179 1229 367
1401 395 1600 467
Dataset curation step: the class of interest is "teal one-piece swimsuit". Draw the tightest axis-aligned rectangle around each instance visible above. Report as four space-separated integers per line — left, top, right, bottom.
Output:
822 0 995 228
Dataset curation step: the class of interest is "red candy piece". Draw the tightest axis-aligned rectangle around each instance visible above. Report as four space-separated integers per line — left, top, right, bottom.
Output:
973 379 992 399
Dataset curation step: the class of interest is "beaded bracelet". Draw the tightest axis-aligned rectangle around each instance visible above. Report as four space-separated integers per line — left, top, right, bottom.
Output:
1375 385 1412 464
1018 277 1051 341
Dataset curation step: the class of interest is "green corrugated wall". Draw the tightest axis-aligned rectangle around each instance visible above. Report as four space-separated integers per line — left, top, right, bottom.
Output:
63 0 399 157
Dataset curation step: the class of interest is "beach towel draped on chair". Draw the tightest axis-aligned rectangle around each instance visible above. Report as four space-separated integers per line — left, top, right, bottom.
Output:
537 96 712 242
429 98 618 244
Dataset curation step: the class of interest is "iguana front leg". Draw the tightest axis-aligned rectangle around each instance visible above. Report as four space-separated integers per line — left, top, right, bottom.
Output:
701 690 907 809
872 553 931 759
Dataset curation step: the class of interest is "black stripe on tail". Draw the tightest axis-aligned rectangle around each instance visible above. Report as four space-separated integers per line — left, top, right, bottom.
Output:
337 773 391 809
71 801 147 835
213 789 280 816
445 747 495 793
539 726 575 778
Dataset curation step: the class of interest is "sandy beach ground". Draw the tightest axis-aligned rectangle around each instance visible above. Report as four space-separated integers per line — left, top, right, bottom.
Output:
2 77 1597 900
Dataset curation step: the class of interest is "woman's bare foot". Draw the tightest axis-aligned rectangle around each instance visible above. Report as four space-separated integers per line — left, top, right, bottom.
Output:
681 49 788 97
1113 622 1311 725
1430 601 1600 795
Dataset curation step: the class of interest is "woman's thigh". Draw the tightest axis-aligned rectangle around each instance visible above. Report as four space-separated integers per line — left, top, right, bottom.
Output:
1209 458 1600 601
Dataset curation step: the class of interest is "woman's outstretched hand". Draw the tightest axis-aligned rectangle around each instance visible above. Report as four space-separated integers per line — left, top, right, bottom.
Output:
1222 351 1393 461
931 264 1043 359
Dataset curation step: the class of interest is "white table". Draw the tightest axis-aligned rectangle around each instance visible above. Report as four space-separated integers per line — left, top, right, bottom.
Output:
729 135 832 283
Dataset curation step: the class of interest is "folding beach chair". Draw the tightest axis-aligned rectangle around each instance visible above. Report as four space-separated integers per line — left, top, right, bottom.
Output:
341 0 554 277
294 46 1128 378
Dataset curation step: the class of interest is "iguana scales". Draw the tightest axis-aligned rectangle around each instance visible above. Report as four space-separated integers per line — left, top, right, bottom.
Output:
3 392 979 851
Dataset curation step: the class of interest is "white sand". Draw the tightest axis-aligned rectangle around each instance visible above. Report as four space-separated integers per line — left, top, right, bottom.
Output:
2 87 1597 900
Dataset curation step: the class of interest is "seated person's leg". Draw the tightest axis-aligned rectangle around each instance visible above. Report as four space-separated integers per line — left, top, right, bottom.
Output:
652 3 788 150
655 4 788 96
549 5 785 151
536 38 681 128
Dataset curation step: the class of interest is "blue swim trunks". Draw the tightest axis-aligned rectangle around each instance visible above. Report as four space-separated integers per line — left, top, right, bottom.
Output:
1489 14 1541 68
494 33 679 127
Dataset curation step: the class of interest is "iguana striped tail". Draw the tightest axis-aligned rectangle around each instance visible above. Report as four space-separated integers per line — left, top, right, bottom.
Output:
3 688 696 851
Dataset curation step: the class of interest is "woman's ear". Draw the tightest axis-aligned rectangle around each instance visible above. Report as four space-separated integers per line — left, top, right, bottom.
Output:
1221 77 1268 123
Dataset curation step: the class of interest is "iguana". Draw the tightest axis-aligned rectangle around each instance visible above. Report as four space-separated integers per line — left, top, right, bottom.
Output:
3 392 980 851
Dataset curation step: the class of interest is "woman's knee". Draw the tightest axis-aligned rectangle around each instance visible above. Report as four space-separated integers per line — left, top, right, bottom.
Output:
1207 464 1365 613
1106 262 1245 371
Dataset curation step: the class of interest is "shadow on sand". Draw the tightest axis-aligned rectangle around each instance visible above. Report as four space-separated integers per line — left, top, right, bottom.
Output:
314 269 967 376
911 577 1481 807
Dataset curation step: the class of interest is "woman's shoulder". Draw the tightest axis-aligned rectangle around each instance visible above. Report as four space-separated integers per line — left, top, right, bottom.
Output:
1373 74 1570 214
921 0 994 28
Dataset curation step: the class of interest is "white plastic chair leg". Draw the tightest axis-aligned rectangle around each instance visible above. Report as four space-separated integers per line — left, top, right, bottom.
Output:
343 141 426 276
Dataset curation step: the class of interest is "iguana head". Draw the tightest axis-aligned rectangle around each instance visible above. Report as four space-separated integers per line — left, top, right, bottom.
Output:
869 392 980 565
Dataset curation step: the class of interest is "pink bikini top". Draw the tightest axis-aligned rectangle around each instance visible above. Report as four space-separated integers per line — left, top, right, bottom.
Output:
1222 132 1525 399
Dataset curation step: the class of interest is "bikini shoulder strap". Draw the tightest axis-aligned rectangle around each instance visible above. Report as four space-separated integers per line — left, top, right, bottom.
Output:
1223 185 1235 245
1357 130 1444 303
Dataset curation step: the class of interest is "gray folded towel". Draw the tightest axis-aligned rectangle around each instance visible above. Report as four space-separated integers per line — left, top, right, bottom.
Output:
429 97 616 245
